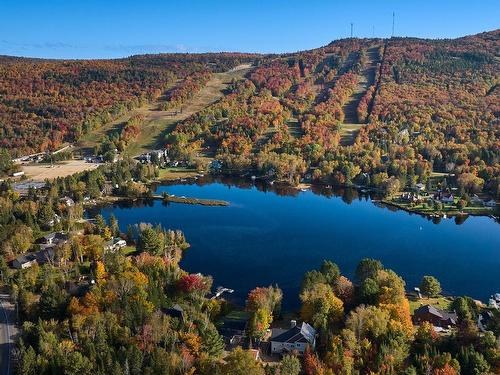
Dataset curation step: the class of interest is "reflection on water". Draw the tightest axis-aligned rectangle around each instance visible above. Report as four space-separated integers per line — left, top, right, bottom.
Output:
98 177 500 310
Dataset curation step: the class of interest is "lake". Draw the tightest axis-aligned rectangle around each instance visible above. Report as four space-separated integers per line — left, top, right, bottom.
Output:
98 177 500 310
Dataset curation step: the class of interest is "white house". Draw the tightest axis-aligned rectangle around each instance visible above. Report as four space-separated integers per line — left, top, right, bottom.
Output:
270 321 316 355
60 196 75 207
104 238 127 252
440 194 454 204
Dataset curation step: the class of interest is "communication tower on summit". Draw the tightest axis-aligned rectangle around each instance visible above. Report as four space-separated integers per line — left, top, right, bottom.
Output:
392 12 395 37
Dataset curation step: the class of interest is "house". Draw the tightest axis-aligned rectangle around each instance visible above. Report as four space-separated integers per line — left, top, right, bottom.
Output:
104 238 127 252
270 321 316 355
414 183 426 191
60 196 75 207
219 318 247 338
12 254 37 269
440 194 454 204
218 318 249 348
209 160 222 171
39 232 68 250
11 247 55 270
401 192 424 203
413 305 458 328
47 213 61 227
489 293 500 309
470 194 484 205
485 199 497 207
161 304 184 321
41 232 58 244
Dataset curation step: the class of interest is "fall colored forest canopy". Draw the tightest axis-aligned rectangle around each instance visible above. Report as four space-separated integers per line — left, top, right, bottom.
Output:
167 30 500 196
0 53 258 156
0 30 499 196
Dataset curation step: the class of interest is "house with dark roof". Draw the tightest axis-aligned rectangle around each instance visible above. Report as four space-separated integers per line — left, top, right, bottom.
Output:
161 304 184 321
413 305 458 328
270 321 316 355
219 318 247 338
12 254 37 269
39 232 68 250
11 247 56 270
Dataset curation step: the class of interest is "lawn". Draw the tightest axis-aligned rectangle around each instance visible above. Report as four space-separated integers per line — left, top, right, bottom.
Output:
224 310 251 321
121 245 137 256
157 167 201 181
408 295 454 314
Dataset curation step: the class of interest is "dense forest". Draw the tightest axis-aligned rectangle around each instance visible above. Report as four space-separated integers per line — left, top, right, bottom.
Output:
0 161 499 374
0 53 258 156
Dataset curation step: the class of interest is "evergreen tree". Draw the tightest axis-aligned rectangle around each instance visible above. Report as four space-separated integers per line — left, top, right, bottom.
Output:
201 324 225 358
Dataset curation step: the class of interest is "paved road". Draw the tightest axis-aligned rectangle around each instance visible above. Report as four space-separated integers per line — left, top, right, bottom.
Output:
0 294 17 375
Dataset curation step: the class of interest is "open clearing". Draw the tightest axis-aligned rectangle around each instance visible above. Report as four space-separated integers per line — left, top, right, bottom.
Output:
21 160 100 181
408 296 453 314
77 64 253 157
339 46 381 146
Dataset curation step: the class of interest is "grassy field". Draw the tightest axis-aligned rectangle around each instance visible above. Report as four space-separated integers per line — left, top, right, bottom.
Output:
157 167 201 181
77 64 253 157
408 295 453 314
22 159 100 181
224 310 251 321
121 245 137 256
339 123 363 145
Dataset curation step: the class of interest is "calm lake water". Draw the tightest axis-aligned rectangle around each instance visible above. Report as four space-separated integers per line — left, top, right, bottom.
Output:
99 178 500 310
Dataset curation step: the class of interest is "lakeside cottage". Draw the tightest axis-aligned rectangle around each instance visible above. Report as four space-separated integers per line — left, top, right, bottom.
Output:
413 305 458 328
218 317 250 350
270 321 316 355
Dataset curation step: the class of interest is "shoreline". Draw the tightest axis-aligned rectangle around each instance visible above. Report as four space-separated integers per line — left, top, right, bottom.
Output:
84 193 230 208
85 173 498 222
377 198 498 221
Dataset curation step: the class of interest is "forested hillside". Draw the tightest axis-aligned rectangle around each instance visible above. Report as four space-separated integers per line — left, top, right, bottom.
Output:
167 30 500 197
1 31 499 197
0 53 258 156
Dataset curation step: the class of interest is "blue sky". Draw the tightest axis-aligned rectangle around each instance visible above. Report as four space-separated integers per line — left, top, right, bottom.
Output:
1 0 499 59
